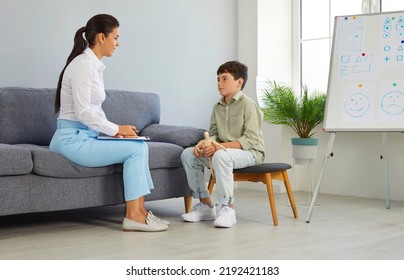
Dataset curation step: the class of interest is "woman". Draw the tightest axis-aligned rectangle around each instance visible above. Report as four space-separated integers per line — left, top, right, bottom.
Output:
50 14 168 232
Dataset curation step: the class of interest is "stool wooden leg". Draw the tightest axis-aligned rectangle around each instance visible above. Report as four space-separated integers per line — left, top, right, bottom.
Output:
282 170 298 218
207 174 215 194
264 173 278 226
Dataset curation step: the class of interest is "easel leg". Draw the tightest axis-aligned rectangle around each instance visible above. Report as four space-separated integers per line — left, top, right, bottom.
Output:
306 132 336 223
382 132 390 209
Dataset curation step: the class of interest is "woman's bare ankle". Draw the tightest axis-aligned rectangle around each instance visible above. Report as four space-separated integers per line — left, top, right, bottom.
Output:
126 213 147 224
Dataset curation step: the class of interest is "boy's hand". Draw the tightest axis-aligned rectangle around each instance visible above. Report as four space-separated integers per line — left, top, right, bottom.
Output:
202 145 216 157
194 142 205 157
194 140 226 157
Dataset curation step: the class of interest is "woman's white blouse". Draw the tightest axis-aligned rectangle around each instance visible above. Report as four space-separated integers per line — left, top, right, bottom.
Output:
58 48 119 136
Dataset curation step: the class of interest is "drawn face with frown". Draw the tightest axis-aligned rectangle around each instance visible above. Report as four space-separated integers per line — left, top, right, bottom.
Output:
344 92 369 117
381 91 404 115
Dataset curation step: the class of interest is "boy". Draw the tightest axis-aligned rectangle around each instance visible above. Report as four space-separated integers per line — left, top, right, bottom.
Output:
181 61 265 228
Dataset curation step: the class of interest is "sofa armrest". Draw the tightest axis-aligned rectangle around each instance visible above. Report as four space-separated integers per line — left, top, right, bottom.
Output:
141 124 205 148
0 143 33 176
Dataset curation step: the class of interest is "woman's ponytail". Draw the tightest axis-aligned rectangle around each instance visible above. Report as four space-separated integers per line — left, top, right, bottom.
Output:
66 27 87 65
54 14 119 113
54 26 87 113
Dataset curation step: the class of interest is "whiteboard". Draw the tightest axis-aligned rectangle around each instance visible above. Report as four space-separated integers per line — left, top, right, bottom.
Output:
324 11 404 132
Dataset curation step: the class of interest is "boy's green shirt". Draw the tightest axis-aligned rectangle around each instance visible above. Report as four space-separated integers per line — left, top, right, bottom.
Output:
209 91 265 164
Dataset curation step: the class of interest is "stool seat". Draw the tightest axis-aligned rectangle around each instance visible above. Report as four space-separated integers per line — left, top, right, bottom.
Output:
233 163 292 173
207 162 298 226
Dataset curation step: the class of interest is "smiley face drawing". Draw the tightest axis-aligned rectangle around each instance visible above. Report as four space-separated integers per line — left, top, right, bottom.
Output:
381 91 404 115
344 92 370 117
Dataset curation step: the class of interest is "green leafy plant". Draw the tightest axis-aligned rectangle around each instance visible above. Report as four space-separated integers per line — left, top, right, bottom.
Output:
260 81 327 138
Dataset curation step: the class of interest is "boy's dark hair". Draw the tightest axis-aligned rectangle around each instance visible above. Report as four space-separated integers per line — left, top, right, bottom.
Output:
217 61 248 90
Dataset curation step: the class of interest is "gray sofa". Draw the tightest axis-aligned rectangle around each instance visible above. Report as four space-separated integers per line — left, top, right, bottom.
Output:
0 87 205 217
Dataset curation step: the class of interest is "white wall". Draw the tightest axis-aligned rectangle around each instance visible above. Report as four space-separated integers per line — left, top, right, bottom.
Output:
312 131 404 202
238 0 404 203
237 0 292 192
288 1 404 203
0 0 238 129
257 0 292 165
238 0 291 166
3 0 403 202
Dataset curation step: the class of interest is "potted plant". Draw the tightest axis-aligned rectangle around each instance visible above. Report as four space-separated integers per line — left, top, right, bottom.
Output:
260 81 327 164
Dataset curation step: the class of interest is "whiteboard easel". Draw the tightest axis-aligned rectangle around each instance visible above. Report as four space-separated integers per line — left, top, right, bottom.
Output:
324 11 404 132
306 11 404 222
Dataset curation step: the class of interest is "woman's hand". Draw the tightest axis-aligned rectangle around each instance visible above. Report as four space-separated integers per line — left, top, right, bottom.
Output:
115 125 139 138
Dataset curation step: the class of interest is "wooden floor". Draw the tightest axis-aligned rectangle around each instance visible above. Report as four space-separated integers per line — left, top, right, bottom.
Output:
1 189 404 260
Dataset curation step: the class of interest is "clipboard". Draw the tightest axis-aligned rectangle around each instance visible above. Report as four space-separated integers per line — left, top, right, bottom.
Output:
97 136 150 141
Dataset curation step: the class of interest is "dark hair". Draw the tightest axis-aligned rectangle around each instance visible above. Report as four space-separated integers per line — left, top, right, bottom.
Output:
217 61 248 90
54 14 120 113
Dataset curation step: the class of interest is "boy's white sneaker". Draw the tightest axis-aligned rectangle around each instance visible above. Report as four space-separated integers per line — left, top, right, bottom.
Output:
181 202 216 222
214 206 237 228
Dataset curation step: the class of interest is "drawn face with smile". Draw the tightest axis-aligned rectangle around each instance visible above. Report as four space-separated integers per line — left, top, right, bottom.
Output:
344 92 370 117
381 91 404 115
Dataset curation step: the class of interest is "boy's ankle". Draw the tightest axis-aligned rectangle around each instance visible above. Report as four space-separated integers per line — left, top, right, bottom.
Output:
201 201 214 208
200 198 214 208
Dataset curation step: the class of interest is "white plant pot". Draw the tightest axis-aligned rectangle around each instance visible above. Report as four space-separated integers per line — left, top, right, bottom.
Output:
291 138 318 165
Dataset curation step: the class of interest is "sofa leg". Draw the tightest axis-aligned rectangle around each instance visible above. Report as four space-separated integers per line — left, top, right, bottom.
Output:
184 196 193 213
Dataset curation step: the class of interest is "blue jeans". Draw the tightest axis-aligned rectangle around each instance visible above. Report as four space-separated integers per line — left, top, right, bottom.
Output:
181 147 256 205
49 119 153 201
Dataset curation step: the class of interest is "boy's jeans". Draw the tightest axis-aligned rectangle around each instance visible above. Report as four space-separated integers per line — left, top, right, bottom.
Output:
181 147 256 205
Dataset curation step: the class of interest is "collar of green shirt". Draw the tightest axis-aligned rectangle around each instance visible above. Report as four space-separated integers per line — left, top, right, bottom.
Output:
218 91 243 105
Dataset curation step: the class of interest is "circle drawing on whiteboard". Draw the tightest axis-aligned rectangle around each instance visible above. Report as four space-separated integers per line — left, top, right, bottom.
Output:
381 91 404 115
344 93 369 118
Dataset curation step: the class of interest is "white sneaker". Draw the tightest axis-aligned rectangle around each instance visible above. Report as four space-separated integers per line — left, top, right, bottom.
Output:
181 202 216 222
214 206 237 228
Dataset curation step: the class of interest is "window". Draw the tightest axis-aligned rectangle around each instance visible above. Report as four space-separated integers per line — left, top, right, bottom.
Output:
300 0 363 94
299 0 404 95
381 0 404 12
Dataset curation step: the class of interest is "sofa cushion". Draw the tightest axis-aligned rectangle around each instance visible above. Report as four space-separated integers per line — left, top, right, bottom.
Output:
0 88 161 145
17 144 115 178
115 142 184 173
0 144 33 176
102 90 160 132
0 88 57 145
141 124 205 148
147 142 184 169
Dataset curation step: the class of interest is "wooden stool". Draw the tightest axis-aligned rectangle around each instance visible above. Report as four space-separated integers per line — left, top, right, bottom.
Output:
207 163 298 226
